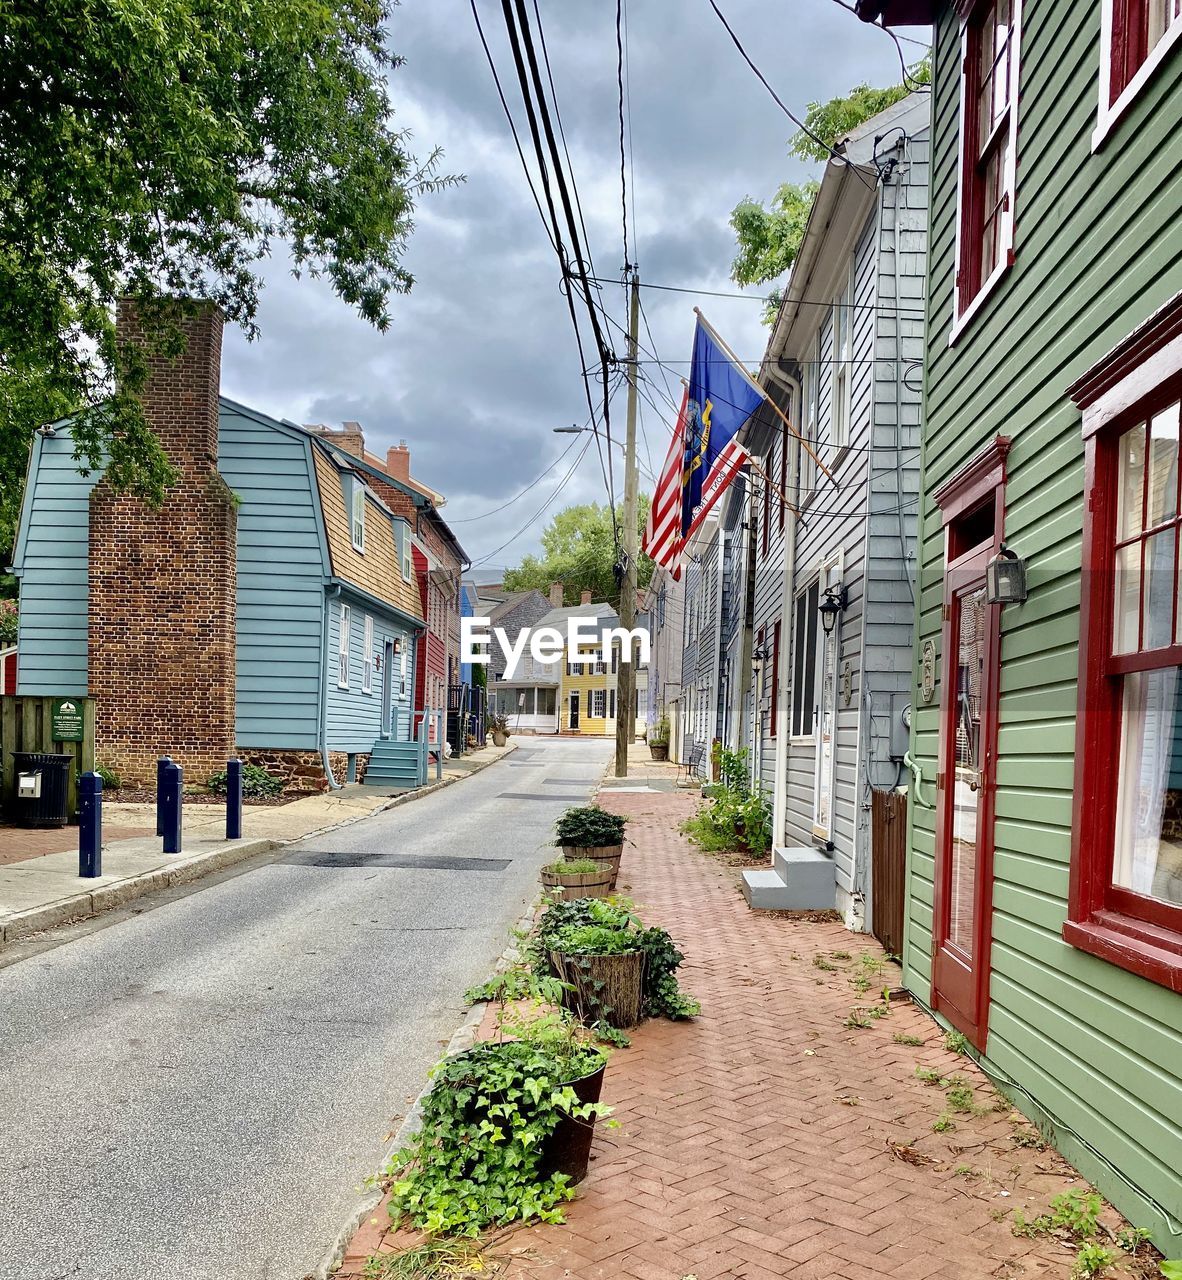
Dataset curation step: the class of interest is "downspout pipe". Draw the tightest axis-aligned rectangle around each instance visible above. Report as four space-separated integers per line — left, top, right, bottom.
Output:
320 583 343 790
769 370 802 853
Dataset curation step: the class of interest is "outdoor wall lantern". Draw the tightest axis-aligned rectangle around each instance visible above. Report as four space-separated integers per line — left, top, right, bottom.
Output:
985 543 1027 605
392 638 402 654
751 639 771 667
818 584 849 635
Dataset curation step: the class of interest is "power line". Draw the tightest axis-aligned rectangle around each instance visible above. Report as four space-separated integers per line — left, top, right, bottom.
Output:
827 0 934 79
705 0 876 190
615 0 630 271
448 430 582 525
585 274 927 315
470 435 593 567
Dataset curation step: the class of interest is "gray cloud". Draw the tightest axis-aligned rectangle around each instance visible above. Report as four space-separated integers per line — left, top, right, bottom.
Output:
219 0 923 571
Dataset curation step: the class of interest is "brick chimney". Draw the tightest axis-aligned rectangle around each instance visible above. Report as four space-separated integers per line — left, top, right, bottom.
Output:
386 440 411 484
549 581 564 608
88 299 237 785
306 421 365 459
581 589 593 605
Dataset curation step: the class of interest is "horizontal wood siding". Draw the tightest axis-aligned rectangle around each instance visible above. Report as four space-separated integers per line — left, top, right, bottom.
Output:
783 212 877 900
14 429 97 696
910 1 1182 1247
218 412 325 749
325 595 415 752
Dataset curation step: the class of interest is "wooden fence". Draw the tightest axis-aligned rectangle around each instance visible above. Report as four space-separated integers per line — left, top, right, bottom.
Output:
871 788 908 960
0 695 96 818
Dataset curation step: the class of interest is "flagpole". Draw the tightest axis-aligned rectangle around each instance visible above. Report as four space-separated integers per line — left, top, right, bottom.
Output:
693 307 836 486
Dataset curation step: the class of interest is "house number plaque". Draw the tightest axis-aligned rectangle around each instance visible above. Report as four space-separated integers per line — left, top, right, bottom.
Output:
920 640 937 704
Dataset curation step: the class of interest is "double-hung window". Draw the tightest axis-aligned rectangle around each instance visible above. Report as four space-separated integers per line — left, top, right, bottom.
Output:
591 688 607 719
1098 0 1182 142
770 619 781 738
831 266 854 452
351 479 366 552
362 615 374 694
1068 302 1182 989
954 0 1022 329
791 582 820 737
338 604 351 689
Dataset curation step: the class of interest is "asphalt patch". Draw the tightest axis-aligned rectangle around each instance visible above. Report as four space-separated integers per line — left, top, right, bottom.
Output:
282 850 511 871
497 791 588 801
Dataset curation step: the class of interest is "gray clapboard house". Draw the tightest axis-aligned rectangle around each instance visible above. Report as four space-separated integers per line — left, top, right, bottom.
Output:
741 94 929 932
679 514 723 771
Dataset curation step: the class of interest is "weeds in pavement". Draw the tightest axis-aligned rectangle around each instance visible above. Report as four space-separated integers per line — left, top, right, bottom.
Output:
363 1238 493 1278
813 955 838 971
845 1003 889 1029
830 950 852 961
943 1030 971 1056
893 1032 925 1046
1117 1227 1152 1252
933 1113 956 1133
952 1164 980 1179
945 1082 977 1113
1071 1244 1116 1277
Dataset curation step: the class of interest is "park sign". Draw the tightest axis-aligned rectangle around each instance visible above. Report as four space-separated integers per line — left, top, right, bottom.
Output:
52 698 84 742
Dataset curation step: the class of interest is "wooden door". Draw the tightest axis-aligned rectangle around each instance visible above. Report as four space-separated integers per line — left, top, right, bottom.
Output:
932 543 1001 1049
569 691 580 730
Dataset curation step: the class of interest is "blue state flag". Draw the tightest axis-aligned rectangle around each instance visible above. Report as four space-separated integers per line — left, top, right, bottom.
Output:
680 314 765 535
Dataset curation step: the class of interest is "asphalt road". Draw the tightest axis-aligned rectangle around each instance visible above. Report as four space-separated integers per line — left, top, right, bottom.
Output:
0 737 611 1280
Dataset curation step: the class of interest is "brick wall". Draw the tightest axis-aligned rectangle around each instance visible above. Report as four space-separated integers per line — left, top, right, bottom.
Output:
88 300 238 785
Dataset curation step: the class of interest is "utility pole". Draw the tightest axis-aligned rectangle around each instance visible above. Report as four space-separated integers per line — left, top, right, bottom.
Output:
615 271 640 778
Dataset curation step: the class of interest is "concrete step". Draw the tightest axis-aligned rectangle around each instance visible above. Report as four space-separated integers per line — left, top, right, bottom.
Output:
742 845 836 911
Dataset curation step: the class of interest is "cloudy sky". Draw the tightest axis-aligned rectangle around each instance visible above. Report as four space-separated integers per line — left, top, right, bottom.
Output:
220 1 926 573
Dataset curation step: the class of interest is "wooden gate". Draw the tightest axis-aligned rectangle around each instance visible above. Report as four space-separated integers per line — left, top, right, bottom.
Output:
1 695 96 818
871 788 907 959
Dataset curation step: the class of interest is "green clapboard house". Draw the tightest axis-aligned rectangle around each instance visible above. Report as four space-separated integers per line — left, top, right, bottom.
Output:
859 0 1181 1251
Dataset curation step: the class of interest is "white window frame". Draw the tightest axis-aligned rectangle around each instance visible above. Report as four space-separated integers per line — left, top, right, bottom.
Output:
338 603 351 689
362 615 374 694
831 262 854 453
351 480 366 552
1094 0 1182 149
591 688 607 719
949 0 1024 347
810 554 844 844
401 526 413 581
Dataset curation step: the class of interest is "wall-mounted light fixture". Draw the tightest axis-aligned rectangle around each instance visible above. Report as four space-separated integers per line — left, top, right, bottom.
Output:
392 638 402 654
985 543 1027 605
818 584 849 635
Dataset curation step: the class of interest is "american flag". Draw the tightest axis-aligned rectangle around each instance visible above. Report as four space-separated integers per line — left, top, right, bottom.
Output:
642 388 688 580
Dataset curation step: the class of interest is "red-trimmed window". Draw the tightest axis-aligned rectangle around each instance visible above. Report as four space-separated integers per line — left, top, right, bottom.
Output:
1108 0 1182 104
1069 309 1182 991
770 619 781 738
955 0 1021 319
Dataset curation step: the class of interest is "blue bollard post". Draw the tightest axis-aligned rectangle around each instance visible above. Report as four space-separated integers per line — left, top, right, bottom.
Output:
226 758 243 840
155 755 172 836
162 761 183 854
79 771 103 878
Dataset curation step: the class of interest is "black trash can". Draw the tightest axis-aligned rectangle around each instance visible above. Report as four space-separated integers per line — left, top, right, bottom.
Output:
11 752 73 828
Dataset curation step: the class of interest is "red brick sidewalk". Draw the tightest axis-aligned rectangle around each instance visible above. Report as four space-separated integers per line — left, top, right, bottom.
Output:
342 790 1131 1280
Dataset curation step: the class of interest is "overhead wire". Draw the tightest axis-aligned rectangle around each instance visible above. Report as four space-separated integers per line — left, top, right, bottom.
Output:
448 423 585 526
586 274 927 315
827 0 934 87
705 0 876 189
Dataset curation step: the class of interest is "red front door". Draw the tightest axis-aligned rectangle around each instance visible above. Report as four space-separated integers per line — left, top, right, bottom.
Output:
932 541 1001 1049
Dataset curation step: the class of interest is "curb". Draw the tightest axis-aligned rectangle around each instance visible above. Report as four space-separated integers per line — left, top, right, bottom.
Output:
0 744 516 949
311 895 543 1280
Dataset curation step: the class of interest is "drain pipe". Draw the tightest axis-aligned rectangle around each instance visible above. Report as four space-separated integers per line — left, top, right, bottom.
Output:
319 584 343 791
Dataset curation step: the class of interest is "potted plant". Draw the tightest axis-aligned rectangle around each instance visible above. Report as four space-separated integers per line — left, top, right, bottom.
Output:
648 715 670 761
548 920 647 1029
384 1016 610 1232
489 709 511 747
554 805 627 888
540 856 614 901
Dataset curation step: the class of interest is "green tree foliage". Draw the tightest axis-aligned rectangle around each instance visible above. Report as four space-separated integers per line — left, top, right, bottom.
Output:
730 61 930 324
504 499 653 607
0 0 458 576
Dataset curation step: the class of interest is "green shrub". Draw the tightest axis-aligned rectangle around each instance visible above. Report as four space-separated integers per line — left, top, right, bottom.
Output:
95 764 122 791
207 762 284 798
554 805 626 847
681 747 772 854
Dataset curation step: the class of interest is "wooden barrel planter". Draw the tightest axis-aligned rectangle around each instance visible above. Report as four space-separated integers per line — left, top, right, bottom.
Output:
560 843 624 889
649 742 668 761
538 1058 607 1185
540 864 614 900
550 948 646 1028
